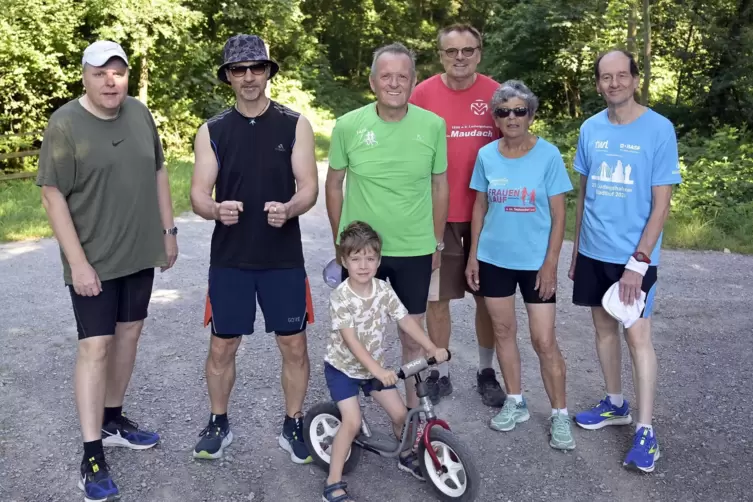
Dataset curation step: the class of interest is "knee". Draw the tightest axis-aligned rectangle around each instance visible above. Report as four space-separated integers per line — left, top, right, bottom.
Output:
208 337 240 369
279 335 309 365
78 337 112 363
625 324 652 351
491 318 516 340
340 410 362 434
116 320 144 343
531 334 559 359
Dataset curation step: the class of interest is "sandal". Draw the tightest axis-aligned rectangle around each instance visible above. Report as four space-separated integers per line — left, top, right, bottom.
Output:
322 480 354 502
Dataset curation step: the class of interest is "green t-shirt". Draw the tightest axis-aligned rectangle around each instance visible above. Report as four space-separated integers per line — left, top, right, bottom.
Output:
36 96 168 285
329 103 447 256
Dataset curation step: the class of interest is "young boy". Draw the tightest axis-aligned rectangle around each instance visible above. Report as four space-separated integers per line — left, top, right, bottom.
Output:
322 221 449 502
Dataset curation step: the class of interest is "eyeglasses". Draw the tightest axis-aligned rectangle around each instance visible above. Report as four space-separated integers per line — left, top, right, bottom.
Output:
494 107 529 118
228 63 268 78
440 46 478 58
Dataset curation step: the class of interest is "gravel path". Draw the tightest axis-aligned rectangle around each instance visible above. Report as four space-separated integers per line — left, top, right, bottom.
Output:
0 162 750 502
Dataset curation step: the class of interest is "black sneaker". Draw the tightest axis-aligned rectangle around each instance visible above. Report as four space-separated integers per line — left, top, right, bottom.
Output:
477 368 507 407
278 415 312 464
102 415 159 450
193 416 233 460
78 454 120 502
425 370 441 404
437 375 453 398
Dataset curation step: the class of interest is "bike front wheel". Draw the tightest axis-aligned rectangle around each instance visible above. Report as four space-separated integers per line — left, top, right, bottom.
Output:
302 401 363 474
417 428 480 502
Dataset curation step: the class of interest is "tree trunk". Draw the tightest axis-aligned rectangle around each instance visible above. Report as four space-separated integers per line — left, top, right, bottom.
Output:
641 0 651 105
627 0 637 54
138 50 149 104
675 23 694 106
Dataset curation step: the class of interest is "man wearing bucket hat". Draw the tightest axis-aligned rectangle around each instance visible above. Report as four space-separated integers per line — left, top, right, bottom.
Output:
37 40 178 501
190 34 319 465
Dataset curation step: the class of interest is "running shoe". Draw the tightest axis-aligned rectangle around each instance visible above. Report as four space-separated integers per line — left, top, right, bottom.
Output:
398 449 424 481
78 454 119 502
574 396 632 430
102 414 159 450
490 397 529 432
549 414 576 450
278 415 312 464
477 368 506 407
193 416 233 460
623 427 661 473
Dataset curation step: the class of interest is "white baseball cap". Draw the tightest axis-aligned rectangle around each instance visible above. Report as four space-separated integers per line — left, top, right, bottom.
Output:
82 40 129 67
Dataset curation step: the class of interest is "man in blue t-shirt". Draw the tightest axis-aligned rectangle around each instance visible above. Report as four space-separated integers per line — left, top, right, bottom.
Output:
569 50 682 474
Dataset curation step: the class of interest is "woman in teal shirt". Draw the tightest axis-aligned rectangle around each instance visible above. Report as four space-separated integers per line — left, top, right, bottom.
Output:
465 80 575 450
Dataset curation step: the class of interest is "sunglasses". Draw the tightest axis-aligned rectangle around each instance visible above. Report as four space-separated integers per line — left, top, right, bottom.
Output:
228 63 268 78
494 107 529 118
441 46 478 58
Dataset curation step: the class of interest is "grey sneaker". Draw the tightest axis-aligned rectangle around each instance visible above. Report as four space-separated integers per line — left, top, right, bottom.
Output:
549 414 576 450
490 397 530 432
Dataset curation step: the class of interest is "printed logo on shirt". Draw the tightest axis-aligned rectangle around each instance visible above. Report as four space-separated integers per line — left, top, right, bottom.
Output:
362 130 377 146
590 158 635 199
470 99 488 116
488 187 537 212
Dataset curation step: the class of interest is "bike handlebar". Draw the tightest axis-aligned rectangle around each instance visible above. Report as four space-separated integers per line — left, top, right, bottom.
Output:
370 350 452 392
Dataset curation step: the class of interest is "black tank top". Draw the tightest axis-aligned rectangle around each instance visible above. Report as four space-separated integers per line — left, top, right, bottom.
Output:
207 100 304 269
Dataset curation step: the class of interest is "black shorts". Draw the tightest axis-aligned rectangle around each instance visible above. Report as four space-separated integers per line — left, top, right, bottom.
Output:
204 266 314 338
341 254 432 315
572 253 658 317
68 268 155 340
478 260 555 304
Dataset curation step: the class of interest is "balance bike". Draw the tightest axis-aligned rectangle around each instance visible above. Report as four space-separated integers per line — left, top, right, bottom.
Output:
303 351 480 501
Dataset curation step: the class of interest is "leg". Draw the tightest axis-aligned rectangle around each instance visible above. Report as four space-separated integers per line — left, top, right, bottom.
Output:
592 307 623 395
77 336 114 443
325 397 361 500
473 295 506 407
369 387 424 481
256 267 314 464
624 318 656 425
104 320 144 410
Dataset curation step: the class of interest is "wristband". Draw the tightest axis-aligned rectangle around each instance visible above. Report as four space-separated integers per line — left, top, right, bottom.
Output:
625 256 649 276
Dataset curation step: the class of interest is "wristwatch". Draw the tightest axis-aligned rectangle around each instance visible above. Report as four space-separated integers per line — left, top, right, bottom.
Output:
164 226 178 236
632 251 651 264
436 241 445 252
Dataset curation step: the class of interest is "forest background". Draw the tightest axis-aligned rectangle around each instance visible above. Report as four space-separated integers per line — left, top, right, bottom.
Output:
1 0 751 253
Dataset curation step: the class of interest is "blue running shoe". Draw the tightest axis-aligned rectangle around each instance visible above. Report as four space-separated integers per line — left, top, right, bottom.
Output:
102 415 159 450
574 396 632 430
78 455 120 502
278 415 312 464
623 427 661 473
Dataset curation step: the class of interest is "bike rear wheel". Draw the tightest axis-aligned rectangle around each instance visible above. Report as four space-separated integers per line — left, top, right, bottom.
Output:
417 428 480 501
303 401 363 474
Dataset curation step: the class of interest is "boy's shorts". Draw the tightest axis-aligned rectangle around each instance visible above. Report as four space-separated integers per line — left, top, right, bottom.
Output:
324 362 396 402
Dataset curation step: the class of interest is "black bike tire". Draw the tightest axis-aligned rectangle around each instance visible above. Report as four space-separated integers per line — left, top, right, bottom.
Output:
303 401 363 474
417 428 481 502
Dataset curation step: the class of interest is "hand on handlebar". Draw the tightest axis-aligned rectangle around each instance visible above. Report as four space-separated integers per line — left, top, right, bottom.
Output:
428 347 449 364
375 368 399 388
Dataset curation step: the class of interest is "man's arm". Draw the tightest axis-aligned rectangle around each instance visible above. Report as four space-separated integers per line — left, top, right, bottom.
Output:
431 171 449 245
325 167 346 247
282 115 319 218
41 186 88 272
635 185 673 257
190 123 221 221
155 167 175 230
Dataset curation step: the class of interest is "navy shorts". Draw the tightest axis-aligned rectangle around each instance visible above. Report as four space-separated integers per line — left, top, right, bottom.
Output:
572 253 658 317
324 362 396 402
203 266 314 338
341 254 432 315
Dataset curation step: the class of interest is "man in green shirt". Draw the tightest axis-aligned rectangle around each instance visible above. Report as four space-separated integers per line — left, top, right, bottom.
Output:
36 40 178 502
325 42 449 416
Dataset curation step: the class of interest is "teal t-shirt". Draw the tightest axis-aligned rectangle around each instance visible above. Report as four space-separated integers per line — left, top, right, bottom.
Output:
470 138 573 270
328 103 447 256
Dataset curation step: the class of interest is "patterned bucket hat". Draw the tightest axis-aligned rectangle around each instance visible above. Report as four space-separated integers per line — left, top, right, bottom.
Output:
217 34 280 84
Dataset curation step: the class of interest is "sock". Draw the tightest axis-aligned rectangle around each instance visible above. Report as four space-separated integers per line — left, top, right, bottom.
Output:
103 406 122 425
607 393 624 407
210 413 228 427
508 394 523 404
478 346 494 371
83 439 104 462
636 423 653 435
437 362 449 378
551 408 569 416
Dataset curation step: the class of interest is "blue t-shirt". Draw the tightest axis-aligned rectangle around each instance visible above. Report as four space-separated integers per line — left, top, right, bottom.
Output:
469 138 573 270
573 109 682 265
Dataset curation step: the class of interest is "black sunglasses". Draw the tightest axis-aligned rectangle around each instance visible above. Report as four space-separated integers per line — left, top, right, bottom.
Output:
441 46 479 58
228 63 268 78
494 107 529 118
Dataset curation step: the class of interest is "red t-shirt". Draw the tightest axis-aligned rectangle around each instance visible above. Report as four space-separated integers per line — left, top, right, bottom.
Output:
409 73 501 223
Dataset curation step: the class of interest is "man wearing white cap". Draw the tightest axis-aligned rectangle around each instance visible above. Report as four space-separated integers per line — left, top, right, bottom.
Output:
37 40 178 501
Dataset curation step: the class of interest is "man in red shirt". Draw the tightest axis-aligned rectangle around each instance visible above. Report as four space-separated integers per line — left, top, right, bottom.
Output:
409 23 506 407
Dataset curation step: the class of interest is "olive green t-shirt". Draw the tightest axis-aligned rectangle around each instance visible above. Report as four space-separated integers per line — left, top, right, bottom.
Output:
36 96 167 285
328 103 447 256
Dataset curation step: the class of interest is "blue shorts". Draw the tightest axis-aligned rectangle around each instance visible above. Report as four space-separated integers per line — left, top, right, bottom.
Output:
203 266 314 337
324 362 396 402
